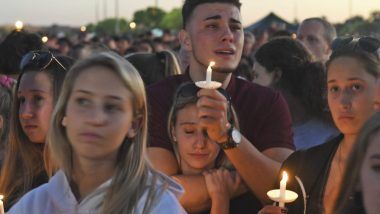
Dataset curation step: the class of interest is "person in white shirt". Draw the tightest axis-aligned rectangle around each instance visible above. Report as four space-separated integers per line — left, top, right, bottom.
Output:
9 52 186 214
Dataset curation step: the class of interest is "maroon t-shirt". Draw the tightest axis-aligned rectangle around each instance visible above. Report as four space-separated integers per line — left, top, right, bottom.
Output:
147 72 294 151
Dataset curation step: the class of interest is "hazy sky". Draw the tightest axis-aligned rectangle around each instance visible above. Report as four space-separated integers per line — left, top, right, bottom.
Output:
0 0 379 27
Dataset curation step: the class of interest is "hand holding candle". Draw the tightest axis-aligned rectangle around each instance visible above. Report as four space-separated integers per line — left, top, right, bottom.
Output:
267 171 298 208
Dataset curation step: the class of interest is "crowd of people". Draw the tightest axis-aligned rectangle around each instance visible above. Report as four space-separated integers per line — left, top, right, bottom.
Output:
0 0 379 213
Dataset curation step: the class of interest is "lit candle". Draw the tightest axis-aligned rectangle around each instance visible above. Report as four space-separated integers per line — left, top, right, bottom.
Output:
0 195 4 214
279 171 288 208
206 61 215 84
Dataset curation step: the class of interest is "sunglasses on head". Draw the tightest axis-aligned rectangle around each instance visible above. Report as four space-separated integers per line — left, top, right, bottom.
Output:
19 50 67 72
331 36 380 58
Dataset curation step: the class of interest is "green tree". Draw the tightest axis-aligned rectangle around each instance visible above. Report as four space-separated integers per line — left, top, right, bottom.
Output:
86 23 96 32
89 18 129 35
336 12 380 37
133 7 166 30
336 15 366 36
159 8 182 30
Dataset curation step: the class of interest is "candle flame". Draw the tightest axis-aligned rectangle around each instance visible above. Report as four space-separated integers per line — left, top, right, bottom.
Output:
282 171 288 182
209 61 215 67
0 195 3 200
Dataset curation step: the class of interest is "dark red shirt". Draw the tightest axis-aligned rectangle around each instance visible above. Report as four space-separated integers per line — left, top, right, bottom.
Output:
147 72 294 151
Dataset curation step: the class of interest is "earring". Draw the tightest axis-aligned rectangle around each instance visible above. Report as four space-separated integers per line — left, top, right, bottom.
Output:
61 116 67 127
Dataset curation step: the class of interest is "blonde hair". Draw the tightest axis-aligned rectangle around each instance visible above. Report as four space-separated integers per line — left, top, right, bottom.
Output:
167 83 238 171
47 52 164 213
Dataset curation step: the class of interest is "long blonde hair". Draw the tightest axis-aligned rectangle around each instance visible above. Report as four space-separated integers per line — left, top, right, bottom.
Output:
47 52 164 213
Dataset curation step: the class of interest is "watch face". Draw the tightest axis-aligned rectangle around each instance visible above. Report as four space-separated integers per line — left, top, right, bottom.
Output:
232 128 241 144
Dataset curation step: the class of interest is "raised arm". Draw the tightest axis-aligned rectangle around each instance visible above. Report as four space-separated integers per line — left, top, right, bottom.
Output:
196 88 294 203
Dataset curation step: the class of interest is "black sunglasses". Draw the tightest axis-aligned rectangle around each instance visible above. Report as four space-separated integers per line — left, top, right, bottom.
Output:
331 36 380 58
19 51 67 71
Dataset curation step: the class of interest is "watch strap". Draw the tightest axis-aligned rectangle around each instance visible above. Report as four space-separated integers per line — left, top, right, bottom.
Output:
219 126 238 150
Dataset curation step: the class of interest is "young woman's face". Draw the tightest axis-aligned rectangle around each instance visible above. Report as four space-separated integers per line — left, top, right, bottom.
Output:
360 131 380 214
327 57 377 135
64 66 137 162
252 61 276 87
172 104 221 175
18 72 54 143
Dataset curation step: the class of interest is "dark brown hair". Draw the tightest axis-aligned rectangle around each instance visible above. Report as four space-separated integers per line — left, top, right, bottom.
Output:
182 0 241 29
255 37 327 120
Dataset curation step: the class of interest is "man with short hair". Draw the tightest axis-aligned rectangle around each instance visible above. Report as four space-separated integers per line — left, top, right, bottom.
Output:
297 17 337 63
147 0 294 213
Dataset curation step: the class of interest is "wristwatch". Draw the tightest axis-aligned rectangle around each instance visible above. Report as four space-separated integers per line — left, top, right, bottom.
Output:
219 126 241 150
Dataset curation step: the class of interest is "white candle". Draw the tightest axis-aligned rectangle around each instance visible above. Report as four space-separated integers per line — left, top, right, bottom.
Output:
206 61 215 84
0 195 4 214
279 171 288 208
